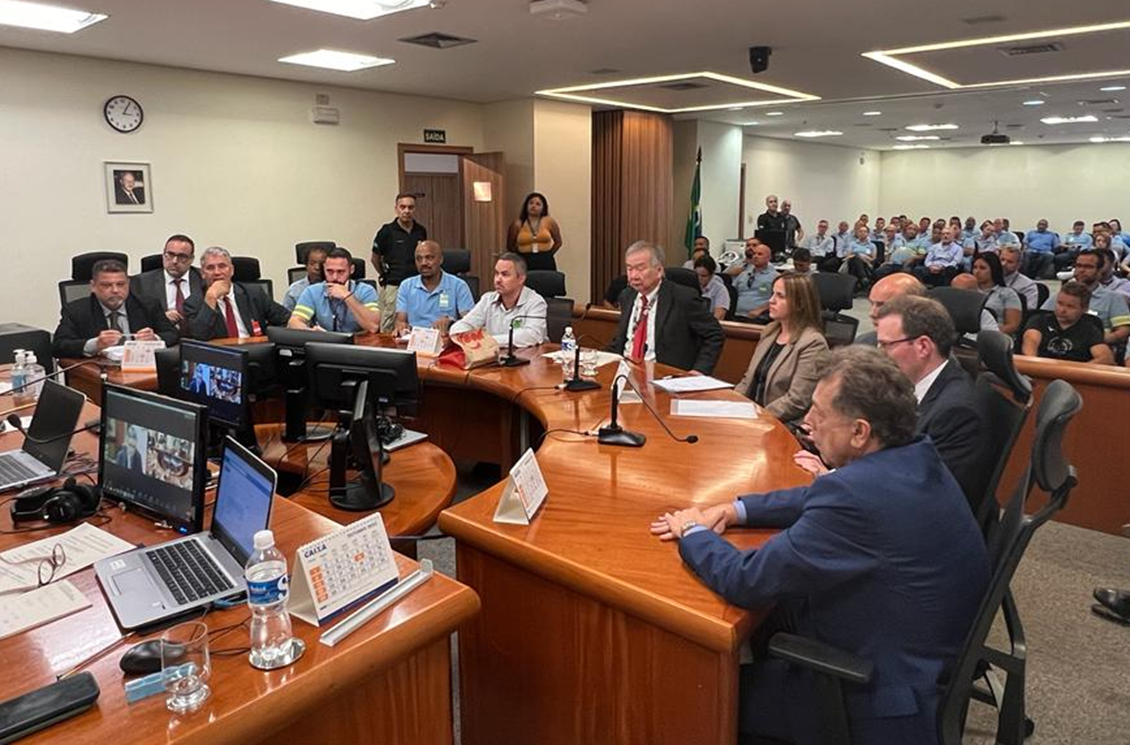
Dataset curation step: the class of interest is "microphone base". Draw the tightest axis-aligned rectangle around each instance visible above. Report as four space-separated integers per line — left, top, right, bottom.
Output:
499 355 530 367
563 378 600 392
597 426 646 447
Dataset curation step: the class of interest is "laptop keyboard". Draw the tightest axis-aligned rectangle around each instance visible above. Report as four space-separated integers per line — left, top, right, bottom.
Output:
0 455 41 485
148 540 235 605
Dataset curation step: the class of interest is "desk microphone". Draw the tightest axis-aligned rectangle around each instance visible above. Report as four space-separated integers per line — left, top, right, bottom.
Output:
597 373 698 447
6 414 101 444
500 313 548 367
562 333 603 393
2 359 105 397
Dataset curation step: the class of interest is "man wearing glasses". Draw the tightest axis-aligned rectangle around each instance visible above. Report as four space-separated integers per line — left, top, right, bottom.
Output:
130 234 204 331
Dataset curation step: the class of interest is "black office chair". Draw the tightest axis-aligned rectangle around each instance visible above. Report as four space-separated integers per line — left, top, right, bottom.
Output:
154 346 180 397
545 297 575 344
139 254 163 273
765 379 1082 745
350 257 367 280
232 256 261 281
663 267 700 293
286 267 305 285
1034 282 1050 310
871 240 886 266
442 248 480 300
526 270 567 298
719 273 738 321
72 252 128 281
811 272 859 347
295 241 335 264
58 279 92 308
0 324 54 375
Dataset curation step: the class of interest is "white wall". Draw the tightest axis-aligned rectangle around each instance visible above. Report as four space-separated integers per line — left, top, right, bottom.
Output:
482 99 534 209
1 47 486 332
696 121 743 245
879 144 1130 231
742 136 880 233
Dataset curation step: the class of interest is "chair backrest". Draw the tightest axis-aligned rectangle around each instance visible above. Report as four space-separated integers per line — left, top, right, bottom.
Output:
972 374 1032 531
287 267 305 285
1035 282 1050 309
0 324 55 375
871 240 886 265
350 257 367 280
526 270 567 298
663 267 699 293
444 248 472 275
154 346 180 398
545 297 575 344
823 315 859 348
930 287 985 336
295 241 335 265
58 279 92 308
72 252 128 281
242 278 274 301
360 279 378 292
938 379 1082 745
811 272 856 313
976 330 1031 403
464 274 481 301
139 253 163 273
231 256 261 281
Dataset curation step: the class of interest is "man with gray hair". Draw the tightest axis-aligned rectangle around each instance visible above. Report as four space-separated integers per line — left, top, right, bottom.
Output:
606 241 723 374
652 346 989 745
757 194 787 260
184 246 291 340
449 252 546 347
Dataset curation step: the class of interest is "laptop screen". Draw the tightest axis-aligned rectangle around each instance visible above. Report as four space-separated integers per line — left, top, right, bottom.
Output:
23 380 85 471
211 438 276 565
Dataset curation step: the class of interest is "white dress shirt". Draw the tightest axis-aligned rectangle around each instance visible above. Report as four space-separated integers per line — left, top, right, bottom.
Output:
448 285 547 347
913 359 949 404
623 284 660 361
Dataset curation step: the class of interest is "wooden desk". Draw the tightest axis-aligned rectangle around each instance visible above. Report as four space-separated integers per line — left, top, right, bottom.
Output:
61 358 157 402
0 406 479 745
436 355 810 744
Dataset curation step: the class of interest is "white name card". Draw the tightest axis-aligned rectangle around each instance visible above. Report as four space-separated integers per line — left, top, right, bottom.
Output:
406 326 444 357
289 511 400 626
493 447 549 525
615 361 642 404
121 340 166 371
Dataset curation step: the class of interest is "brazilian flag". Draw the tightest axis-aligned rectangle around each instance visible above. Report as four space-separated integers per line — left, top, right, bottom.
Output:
683 147 702 257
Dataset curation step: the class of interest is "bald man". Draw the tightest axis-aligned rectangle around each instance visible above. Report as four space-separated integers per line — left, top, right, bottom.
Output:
855 273 927 347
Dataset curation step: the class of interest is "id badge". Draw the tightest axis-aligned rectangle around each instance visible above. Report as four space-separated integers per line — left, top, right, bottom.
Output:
438 291 451 310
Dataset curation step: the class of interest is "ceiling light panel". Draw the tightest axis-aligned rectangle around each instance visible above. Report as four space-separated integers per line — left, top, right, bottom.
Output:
906 123 959 131
896 135 941 141
279 49 395 71
893 144 931 150
270 0 429 21
794 130 842 138
0 0 106 33
1041 115 1098 124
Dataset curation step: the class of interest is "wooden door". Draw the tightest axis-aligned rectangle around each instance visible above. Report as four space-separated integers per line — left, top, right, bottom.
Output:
462 152 507 282
402 172 463 251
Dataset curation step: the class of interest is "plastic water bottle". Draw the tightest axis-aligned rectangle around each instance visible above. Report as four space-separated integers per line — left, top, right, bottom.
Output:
22 353 45 401
560 327 576 381
246 529 296 670
10 350 31 407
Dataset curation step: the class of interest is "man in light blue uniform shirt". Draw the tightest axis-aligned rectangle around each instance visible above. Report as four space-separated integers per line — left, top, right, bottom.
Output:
960 216 978 244
734 243 778 320
1022 218 1058 278
282 245 328 311
393 240 474 336
914 226 964 287
1054 220 1093 273
801 219 835 259
289 247 382 333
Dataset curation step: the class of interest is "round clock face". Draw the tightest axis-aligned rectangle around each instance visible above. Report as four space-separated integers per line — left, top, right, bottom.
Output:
104 95 143 133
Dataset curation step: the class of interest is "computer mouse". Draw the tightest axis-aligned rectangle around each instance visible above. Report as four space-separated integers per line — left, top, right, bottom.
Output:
120 639 180 676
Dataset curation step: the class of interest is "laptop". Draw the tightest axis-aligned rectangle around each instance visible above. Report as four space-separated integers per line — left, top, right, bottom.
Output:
0 380 85 491
95 436 277 630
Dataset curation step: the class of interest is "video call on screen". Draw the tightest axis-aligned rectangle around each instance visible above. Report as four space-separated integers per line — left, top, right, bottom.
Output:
179 345 244 427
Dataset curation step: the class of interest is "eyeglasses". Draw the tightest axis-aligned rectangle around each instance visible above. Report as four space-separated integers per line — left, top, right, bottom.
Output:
164 251 193 262
0 543 67 595
875 337 916 351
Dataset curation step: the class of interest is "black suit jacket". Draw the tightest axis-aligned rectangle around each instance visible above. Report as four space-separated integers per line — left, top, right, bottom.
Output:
606 280 724 374
114 185 145 205
183 282 292 341
130 268 204 314
52 293 178 359
916 359 991 515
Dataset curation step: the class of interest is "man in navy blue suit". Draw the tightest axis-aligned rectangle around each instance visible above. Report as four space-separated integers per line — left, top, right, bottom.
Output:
652 347 989 745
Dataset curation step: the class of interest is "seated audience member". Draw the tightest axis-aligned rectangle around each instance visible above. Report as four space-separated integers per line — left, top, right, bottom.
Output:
800 220 835 263
1054 220 1093 273
964 220 997 258
961 215 978 243
185 247 292 340
603 274 629 309
282 244 328 311
449 252 547 347
854 273 927 346
288 247 380 334
693 255 730 321
1108 218 1129 262
735 273 829 424
992 217 1019 250
841 224 876 290
394 240 475 336
873 226 920 280
651 346 989 745
870 216 887 242
971 252 1023 336
913 225 963 287
881 224 904 251
732 242 778 321
1096 245 1130 299
606 241 723 373
918 216 932 236
682 236 710 269
53 259 177 358
1022 281 1113 365
999 245 1038 312
1040 249 1130 349
790 247 815 275
130 234 203 331
1022 218 1058 278
830 220 852 257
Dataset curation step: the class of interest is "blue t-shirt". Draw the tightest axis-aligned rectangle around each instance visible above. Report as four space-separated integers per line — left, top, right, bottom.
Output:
1024 230 1058 254
395 271 475 328
292 280 379 333
1062 232 1094 249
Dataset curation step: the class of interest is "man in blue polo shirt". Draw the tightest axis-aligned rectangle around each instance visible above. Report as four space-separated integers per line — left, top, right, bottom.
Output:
289 247 381 334
393 240 474 337
1022 218 1059 278
1054 220 1093 273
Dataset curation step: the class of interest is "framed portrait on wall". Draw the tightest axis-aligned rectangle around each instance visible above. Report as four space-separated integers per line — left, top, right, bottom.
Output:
105 161 152 213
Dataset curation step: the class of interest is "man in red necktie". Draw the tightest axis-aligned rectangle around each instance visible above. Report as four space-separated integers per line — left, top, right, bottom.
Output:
183 246 291 341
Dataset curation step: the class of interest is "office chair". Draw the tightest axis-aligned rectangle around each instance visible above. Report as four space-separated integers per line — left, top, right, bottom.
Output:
525 270 567 299
72 252 128 281
58 279 93 308
663 267 700 293
811 272 858 347
139 254 163 273
871 240 886 265
931 287 986 376
765 379 1082 745
1034 282 1050 310
443 248 480 300
350 257 367 280
287 267 305 285
545 297 575 344
295 241 335 265
718 273 738 321
0 324 54 375
231 257 274 301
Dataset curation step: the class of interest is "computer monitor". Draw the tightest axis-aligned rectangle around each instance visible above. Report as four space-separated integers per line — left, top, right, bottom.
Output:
177 341 249 430
99 383 208 534
265 326 353 442
304 343 419 511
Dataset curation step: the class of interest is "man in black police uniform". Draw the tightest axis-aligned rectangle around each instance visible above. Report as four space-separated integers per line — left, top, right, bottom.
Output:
371 192 427 333
756 193 787 261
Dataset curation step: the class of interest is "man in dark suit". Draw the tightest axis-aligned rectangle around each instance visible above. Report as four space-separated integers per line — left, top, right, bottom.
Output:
875 295 992 514
183 246 291 340
606 241 723 374
52 259 178 359
114 171 145 205
130 234 204 332
652 348 990 745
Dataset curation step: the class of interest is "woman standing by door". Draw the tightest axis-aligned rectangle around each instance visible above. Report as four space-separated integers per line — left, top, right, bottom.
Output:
507 192 562 271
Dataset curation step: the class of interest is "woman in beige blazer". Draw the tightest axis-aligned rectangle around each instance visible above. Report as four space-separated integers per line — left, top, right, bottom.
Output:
735 273 829 423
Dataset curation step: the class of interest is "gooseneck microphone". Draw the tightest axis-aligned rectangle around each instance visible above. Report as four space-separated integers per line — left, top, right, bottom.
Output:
562 333 603 393
6 414 101 444
499 313 548 367
597 373 699 447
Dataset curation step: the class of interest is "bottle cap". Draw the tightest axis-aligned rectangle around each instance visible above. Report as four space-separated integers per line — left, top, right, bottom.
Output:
26 353 37 364
564 326 573 335
252 529 275 550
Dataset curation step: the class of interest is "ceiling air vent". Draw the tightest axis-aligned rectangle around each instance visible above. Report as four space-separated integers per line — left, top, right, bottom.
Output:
399 32 477 49
961 15 1005 25
999 43 1062 57
1081 98 1119 106
658 82 708 91
589 67 621 75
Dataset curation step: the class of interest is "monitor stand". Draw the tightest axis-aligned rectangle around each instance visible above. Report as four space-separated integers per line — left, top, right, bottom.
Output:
328 379 394 511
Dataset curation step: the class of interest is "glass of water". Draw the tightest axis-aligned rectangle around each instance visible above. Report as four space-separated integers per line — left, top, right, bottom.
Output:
580 347 599 378
162 621 211 714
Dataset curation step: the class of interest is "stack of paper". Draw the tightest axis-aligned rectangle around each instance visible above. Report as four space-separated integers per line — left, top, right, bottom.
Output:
670 399 758 420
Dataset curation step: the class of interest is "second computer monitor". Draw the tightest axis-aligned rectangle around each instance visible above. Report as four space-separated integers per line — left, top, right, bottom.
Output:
177 340 249 430
304 343 419 415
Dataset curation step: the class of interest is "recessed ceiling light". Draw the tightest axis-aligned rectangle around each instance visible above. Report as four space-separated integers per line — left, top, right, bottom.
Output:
765 111 784 116
1090 135 1130 143
1022 99 1046 106
1009 141 1025 146
1100 85 1127 92
279 49 395 72
270 0 429 21
794 130 842 138
728 106 746 112
0 0 107 33
892 144 931 150
863 111 883 116
1041 115 1099 125
743 121 761 126
896 135 941 141
905 123 959 131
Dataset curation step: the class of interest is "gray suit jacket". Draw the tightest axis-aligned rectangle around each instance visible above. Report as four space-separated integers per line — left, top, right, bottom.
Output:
735 322 828 423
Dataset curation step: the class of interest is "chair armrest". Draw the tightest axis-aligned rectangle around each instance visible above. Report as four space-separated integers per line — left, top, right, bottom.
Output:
767 633 875 685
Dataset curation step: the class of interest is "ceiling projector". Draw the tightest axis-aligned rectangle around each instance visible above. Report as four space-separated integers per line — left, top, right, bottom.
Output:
981 121 1010 145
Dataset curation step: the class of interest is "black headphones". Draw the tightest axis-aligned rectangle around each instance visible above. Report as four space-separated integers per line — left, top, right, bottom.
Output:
11 478 102 524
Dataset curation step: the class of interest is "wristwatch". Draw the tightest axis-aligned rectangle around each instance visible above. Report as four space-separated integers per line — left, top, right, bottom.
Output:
681 521 699 536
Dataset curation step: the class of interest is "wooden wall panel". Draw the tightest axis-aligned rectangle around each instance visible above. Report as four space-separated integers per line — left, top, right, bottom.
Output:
463 152 507 282
402 172 463 251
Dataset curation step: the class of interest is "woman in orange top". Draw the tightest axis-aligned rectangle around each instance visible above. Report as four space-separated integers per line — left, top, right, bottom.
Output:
507 192 563 271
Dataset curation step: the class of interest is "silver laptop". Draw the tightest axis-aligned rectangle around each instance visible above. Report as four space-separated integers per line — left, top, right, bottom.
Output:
0 380 85 491
95 436 276 630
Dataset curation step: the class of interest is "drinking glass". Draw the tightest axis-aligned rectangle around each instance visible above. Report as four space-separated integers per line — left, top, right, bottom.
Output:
162 621 211 714
580 348 599 378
